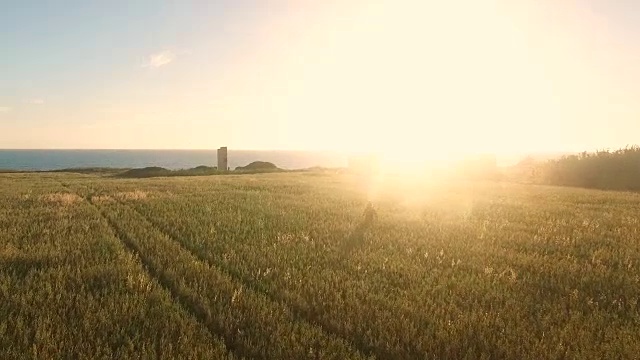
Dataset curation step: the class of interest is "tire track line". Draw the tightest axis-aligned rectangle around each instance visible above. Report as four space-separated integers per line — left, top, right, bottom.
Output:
122 199 377 359
56 181 241 359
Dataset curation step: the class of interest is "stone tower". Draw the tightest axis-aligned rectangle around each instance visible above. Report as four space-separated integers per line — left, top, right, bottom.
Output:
217 147 228 171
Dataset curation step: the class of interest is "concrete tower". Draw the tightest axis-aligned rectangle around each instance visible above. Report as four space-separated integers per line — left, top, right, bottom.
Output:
217 147 228 171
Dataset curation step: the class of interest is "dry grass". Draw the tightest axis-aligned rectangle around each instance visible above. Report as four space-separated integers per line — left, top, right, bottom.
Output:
0 243 18 258
91 195 115 204
40 192 82 206
115 190 149 201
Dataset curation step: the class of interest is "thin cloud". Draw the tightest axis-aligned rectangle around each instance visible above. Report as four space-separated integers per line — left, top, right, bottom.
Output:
143 50 176 69
27 99 45 105
0 106 10 113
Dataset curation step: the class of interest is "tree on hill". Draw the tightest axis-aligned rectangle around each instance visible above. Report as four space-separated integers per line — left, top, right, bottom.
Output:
539 146 640 190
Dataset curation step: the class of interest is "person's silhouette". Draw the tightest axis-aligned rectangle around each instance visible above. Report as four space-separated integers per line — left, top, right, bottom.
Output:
363 201 377 224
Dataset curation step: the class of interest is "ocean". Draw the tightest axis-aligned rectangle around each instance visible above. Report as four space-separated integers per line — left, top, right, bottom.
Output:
0 150 349 171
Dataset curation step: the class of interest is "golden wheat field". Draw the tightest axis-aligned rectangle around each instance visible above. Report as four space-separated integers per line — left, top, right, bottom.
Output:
1 171 639 359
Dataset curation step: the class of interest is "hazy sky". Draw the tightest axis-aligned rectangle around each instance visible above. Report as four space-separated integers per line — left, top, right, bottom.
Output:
1 0 639 158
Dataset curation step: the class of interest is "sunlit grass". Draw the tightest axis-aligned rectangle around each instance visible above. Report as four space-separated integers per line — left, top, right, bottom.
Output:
1 171 638 358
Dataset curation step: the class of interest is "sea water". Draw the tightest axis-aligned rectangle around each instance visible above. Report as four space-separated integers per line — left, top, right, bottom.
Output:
0 149 348 171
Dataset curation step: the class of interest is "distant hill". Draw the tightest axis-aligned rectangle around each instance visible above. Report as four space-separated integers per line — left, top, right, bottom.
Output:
235 161 279 172
118 166 224 178
117 163 283 178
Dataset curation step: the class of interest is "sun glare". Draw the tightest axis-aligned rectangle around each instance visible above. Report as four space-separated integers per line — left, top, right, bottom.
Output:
212 0 583 157
254 0 562 161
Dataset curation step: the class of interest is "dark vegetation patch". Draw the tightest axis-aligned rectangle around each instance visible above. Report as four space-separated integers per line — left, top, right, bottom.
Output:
2 163 334 178
118 167 179 178
118 163 285 178
509 146 640 191
52 167 129 175
1 167 128 175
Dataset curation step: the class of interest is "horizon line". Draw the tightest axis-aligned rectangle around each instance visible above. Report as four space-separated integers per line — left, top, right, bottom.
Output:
0 148 353 152
0 148 583 155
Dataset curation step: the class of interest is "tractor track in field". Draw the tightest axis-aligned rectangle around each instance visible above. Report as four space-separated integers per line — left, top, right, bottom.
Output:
120 199 381 359
55 181 242 359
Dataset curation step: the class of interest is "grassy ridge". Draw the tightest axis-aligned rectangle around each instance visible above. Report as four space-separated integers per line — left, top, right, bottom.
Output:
0 164 288 178
1 172 639 358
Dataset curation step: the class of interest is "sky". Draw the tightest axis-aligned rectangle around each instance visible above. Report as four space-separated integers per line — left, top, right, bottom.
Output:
1 0 640 160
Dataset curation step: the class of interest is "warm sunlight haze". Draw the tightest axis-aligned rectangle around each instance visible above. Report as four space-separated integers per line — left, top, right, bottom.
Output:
2 0 640 165
3 2 640 359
